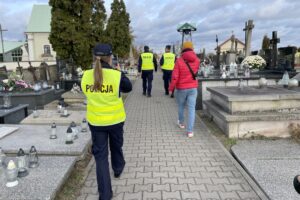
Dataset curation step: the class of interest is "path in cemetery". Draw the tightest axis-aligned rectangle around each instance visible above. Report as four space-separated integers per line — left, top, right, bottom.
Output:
78 73 268 200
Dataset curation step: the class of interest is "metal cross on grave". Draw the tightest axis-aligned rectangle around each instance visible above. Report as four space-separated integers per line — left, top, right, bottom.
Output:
270 31 280 69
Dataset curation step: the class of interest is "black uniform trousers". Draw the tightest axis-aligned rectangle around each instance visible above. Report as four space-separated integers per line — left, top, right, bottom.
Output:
141 70 154 95
162 69 173 94
89 122 125 200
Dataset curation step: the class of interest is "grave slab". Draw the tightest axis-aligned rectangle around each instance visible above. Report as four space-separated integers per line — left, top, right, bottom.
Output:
21 110 86 125
44 100 86 111
231 140 300 200
0 124 91 157
0 156 76 200
0 104 28 124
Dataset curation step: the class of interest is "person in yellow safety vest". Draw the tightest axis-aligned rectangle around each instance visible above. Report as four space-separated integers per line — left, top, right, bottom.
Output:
81 43 132 200
137 46 158 97
160 45 176 97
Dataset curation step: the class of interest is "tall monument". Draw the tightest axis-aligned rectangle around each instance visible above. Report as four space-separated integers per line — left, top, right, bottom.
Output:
243 20 254 57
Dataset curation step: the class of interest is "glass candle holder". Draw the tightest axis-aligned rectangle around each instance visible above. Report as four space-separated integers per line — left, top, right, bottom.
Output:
5 160 18 187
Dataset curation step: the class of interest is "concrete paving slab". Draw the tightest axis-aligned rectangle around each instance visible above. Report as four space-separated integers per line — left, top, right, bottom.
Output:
21 110 86 125
232 139 300 200
0 124 91 157
0 156 76 200
78 72 267 200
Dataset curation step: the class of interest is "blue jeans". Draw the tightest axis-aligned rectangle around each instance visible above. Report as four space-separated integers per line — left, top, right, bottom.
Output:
175 88 197 133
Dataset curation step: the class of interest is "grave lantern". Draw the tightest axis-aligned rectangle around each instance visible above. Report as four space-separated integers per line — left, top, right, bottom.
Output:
33 107 39 118
5 160 18 187
28 146 39 168
70 121 78 139
65 127 74 144
50 122 57 139
0 147 6 165
3 93 12 109
81 118 88 132
17 148 28 177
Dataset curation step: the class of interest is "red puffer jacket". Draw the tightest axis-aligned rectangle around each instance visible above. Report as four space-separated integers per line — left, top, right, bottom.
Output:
169 48 200 91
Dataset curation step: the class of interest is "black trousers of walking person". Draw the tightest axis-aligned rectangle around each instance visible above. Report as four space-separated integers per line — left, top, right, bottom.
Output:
141 70 154 96
162 69 173 95
89 122 126 200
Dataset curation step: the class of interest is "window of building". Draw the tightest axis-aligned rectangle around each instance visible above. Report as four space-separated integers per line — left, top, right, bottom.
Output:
11 48 23 62
0 54 3 62
44 45 51 55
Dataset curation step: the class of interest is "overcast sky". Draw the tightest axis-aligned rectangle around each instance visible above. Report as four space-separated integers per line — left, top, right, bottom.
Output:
0 0 299 53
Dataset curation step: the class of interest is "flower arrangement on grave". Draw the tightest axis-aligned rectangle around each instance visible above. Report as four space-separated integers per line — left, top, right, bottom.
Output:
241 55 266 70
0 72 33 92
76 67 84 77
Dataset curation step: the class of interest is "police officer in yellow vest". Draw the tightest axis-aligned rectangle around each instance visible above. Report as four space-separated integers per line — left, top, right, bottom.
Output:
81 44 132 200
160 45 176 97
138 46 157 97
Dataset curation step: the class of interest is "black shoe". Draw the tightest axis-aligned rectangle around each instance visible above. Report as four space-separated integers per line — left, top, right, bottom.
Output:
114 172 122 178
143 92 146 96
147 94 151 97
165 91 169 95
170 94 174 98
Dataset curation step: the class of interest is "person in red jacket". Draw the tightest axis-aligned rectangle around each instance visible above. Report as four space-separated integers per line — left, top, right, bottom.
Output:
169 41 200 138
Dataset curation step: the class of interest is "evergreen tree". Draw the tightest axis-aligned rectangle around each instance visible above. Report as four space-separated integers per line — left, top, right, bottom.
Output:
105 0 131 58
49 0 76 61
91 0 107 43
50 0 106 69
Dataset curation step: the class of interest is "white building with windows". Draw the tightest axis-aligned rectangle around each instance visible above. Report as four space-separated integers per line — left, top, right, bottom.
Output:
24 4 56 62
0 41 24 62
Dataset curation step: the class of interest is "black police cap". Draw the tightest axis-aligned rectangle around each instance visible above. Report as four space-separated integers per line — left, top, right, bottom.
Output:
93 44 113 56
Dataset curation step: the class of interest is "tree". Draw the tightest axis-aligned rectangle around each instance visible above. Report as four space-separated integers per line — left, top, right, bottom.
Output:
262 35 270 51
49 0 107 69
91 0 107 43
105 0 132 58
49 0 77 61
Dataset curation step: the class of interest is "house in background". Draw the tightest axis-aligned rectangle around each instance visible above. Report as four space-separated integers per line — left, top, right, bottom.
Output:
0 41 24 62
218 35 245 54
24 4 56 62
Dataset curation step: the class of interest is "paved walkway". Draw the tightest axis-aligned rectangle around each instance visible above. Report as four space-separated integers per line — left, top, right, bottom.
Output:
78 73 267 200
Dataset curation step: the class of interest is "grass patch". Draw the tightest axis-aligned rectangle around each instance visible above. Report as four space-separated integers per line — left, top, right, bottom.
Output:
289 123 300 142
55 150 92 200
197 111 237 150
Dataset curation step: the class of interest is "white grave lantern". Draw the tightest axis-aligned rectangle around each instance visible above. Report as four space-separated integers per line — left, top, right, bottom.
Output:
50 123 57 139
70 121 78 140
5 160 18 187
65 127 74 144
81 118 88 132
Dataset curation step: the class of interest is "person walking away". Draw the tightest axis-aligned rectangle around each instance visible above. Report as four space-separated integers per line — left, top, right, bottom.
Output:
169 41 200 138
81 44 132 200
160 45 176 97
138 46 157 97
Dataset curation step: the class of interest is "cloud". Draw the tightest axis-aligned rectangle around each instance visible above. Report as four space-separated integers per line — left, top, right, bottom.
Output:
1 0 300 53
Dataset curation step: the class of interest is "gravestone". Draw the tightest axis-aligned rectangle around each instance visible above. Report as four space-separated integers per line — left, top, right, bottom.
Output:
243 20 254 57
0 156 77 200
226 33 237 64
270 31 280 69
21 110 86 125
0 124 91 157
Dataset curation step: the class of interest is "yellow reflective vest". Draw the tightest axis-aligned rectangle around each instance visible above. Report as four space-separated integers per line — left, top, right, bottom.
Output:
141 52 155 70
161 53 175 70
81 68 126 126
